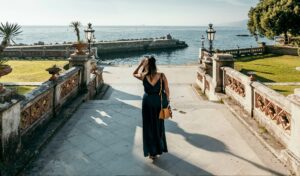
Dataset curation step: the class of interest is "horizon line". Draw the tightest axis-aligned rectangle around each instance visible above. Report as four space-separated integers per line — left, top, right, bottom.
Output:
17 24 247 28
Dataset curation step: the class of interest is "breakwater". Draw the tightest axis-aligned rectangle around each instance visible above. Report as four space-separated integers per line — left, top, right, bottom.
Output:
1 37 188 58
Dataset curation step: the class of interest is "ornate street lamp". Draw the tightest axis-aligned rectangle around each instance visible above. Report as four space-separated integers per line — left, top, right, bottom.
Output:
201 35 205 49
206 23 216 54
84 23 95 54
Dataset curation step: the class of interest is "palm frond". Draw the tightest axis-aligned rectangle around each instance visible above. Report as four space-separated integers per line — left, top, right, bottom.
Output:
69 21 81 31
69 21 81 42
0 22 22 45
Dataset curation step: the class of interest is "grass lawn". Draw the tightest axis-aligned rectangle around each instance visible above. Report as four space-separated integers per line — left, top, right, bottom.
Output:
7 86 37 95
267 85 300 96
1 60 68 82
235 54 300 96
235 54 300 83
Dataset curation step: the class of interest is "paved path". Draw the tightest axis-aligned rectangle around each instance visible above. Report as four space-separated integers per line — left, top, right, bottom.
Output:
24 65 289 175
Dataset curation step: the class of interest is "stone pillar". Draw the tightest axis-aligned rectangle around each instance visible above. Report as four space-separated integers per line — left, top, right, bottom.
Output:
65 47 70 58
199 48 204 64
20 48 23 58
212 53 234 93
92 47 98 59
259 42 267 54
287 95 300 174
68 53 92 91
0 100 22 164
42 47 46 58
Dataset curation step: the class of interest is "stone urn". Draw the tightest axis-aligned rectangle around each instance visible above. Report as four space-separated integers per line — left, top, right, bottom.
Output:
72 42 88 55
247 71 256 81
0 65 13 93
46 65 61 81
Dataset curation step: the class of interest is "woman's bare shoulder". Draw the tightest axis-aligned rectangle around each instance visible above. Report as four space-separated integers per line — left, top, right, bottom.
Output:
157 72 166 78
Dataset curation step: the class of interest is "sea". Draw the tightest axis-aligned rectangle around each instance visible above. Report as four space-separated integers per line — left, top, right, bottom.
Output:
16 26 273 65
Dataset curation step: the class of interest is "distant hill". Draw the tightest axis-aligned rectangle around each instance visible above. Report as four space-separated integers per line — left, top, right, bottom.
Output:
219 20 248 28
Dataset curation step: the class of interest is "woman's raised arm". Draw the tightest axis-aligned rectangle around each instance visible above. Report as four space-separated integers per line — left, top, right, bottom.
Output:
133 58 148 80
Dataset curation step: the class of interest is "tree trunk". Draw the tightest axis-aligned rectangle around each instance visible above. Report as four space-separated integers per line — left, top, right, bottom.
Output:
0 46 4 54
284 32 289 45
0 40 8 54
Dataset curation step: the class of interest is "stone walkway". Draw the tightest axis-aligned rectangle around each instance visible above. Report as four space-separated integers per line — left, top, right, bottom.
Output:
24 65 289 175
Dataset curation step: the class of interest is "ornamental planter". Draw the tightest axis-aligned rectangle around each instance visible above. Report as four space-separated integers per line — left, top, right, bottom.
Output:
46 65 61 81
72 43 88 55
0 65 12 93
0 64 12 77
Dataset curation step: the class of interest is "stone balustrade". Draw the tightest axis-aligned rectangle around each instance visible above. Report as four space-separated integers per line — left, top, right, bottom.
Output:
252 82 292 146
0 53 103 175
20 67 82 135
219 47 265 57
222 67 252 113
197 49 300 174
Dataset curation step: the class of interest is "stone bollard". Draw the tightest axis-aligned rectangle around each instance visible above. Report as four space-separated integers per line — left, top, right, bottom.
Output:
212 53 234 93
68 53 93 92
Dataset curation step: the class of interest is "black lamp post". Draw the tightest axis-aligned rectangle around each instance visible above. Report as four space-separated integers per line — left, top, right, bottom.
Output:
206 23 216 54
84 23 95 54
201 35 205 49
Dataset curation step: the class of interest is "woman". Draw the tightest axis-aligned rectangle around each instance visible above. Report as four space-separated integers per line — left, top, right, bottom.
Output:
133 56 169 159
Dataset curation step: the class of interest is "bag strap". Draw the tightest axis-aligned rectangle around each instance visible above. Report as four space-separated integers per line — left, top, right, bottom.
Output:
159 73 163 109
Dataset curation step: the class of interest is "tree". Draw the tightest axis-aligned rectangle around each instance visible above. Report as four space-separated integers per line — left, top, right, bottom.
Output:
0 22 22 54
248 0 300 44
69 21 81 42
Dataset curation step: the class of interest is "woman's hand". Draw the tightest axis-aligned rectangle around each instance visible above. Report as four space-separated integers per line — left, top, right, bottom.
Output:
142 58 148 66
133 57 148 81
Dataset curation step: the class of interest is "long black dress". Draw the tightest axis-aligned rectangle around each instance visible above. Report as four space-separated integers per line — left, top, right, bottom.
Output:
142 76 168 157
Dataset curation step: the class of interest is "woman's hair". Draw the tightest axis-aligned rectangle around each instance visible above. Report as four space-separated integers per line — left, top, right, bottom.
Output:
146 56 157 77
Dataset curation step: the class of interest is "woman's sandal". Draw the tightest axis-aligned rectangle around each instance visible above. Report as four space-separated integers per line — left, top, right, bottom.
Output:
149 155 157 160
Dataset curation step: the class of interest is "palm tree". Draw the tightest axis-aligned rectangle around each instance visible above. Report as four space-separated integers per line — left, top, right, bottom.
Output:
70 21 81 42
0 22 22 54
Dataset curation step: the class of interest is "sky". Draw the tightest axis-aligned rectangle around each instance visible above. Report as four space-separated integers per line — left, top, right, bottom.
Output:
0 0 258 26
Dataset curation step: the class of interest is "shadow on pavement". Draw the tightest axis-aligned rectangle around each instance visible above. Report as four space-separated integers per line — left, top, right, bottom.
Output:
166 120 285 176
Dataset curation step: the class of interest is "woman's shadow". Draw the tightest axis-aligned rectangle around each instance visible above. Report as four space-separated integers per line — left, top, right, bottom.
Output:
159 120 285 175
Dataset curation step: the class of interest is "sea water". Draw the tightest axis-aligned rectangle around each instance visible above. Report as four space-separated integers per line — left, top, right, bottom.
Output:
16 26 273 65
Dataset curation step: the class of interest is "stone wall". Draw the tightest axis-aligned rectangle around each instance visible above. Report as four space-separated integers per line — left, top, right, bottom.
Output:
2 38 187 58
266 45 299 56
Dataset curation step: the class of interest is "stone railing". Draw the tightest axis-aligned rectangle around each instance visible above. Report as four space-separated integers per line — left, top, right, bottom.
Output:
196 69 218 101
222 67 252 113
196 51 300 174
252 82 292 146
0 53 104 175
219 47 265 58
20 67 81 134
221 67 292 146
